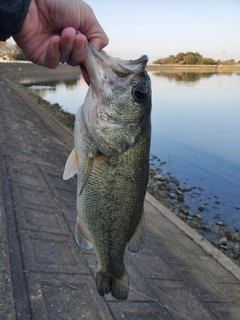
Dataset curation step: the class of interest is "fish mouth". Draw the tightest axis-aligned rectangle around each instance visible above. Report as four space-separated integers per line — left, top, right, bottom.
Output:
81 44 150 155
83 43 148 91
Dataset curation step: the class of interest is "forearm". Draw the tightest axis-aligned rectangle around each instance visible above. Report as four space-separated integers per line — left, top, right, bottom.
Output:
0 0 31 41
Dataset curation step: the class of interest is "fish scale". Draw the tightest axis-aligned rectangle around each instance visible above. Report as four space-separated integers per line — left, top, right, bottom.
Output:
63 43 151 300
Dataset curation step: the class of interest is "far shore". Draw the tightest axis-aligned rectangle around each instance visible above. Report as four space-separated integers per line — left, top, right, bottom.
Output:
147 64 240 72
1 60 240 74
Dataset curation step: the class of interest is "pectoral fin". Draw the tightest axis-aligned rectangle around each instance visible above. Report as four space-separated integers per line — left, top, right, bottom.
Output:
75 217 93 249
63 148 78 180
127 210 145 253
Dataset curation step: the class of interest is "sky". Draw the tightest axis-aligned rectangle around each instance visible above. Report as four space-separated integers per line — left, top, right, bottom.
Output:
86 0 240 63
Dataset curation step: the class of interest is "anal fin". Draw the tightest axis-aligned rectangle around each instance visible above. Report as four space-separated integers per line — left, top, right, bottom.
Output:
75 217 93 249
127 210 145 253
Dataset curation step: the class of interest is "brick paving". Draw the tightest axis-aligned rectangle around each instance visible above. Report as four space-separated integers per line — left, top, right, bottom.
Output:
0 63 240 320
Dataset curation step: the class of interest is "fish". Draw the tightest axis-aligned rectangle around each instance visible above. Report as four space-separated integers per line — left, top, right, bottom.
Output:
63 43 151 300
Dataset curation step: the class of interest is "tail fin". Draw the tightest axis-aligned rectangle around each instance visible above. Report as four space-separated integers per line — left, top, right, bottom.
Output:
96 268 129 300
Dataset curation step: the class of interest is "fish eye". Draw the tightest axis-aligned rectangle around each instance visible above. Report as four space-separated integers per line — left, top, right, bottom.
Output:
132 85 149 102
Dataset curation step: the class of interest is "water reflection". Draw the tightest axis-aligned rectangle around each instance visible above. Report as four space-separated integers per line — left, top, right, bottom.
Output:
153 71 214 82
22 73 88 114
20 73 80 86
150 71 240 165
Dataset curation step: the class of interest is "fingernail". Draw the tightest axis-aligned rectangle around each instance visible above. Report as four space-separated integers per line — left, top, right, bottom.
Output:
66 36 74 47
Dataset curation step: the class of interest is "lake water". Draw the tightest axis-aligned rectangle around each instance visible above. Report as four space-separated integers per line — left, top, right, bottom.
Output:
22 70 240 236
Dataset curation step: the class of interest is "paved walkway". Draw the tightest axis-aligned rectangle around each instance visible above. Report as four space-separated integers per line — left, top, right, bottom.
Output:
0 63 240 320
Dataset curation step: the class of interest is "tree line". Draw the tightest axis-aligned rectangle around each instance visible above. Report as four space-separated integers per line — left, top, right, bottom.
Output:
153 52 238 65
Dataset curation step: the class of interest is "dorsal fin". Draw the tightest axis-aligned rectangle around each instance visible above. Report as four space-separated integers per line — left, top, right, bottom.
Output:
63 148 78 180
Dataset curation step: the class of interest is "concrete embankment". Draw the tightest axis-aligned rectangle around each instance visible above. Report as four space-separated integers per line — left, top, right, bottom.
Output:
1 62 240 320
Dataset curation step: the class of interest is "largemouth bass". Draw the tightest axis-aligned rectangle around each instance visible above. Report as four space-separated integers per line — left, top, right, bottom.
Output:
63 44 151 300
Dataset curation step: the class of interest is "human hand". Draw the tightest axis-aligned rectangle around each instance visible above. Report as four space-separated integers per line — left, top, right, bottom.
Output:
13 0 108 69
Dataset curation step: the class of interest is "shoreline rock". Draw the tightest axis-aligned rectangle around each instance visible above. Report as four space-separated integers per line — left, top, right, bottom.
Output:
148 155 240 265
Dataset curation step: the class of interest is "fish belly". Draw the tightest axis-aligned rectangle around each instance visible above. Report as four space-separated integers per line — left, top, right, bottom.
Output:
76 124 150 299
